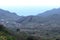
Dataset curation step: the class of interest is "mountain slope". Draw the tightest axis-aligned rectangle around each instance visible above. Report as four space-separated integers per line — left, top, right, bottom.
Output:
17 8 60 24
0 9 20 21
17 8 60 31
0 24 16 40
38 8 60 17
0 9 23 31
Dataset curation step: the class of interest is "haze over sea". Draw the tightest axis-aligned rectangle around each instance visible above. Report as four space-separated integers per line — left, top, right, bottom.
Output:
0 0 60 16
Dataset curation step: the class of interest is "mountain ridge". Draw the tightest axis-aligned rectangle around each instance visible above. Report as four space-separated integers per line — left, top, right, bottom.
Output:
17 8 60 32
0 8 60 33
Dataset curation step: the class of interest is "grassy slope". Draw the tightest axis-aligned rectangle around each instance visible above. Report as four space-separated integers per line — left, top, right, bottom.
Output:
0 25 16 40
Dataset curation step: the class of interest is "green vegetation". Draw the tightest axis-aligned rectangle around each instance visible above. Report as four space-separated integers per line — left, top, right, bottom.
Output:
0 24 16 40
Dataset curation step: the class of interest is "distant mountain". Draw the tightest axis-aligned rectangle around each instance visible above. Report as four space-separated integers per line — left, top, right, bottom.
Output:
1 8 60 36
0 9 20 21
38 8 60 17
17 8 60 32
17 15 45 24
0 9 23 31
17 8 60 23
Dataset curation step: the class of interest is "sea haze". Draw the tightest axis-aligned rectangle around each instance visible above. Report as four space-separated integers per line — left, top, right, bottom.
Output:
0 6 59 16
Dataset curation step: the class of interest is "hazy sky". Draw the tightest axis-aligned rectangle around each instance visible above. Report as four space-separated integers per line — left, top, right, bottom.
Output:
0 0 60 16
